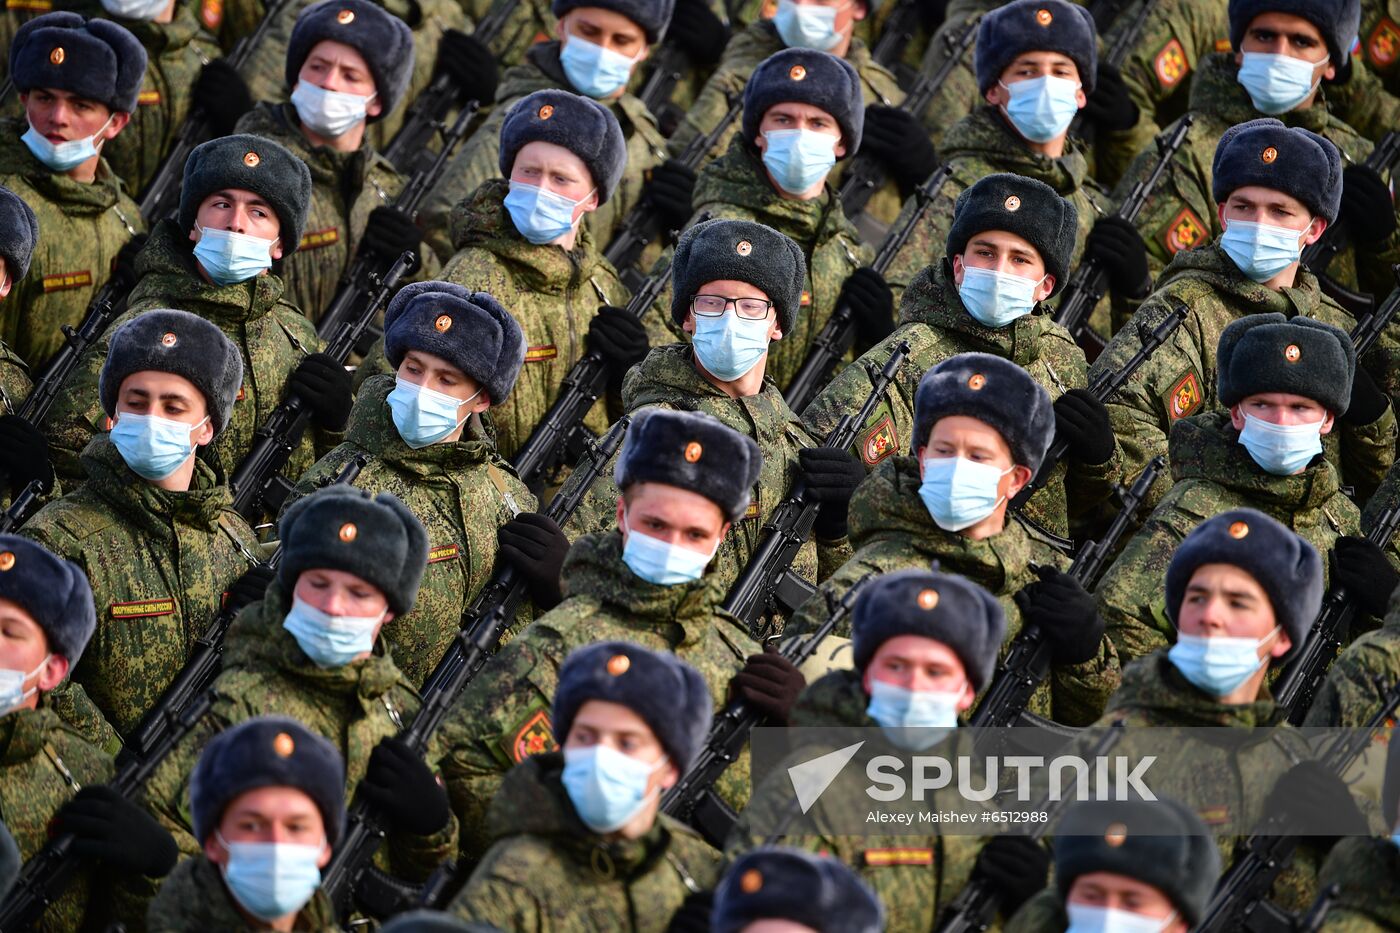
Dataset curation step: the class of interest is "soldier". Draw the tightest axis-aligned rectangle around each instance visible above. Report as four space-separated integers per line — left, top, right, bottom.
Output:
0 12 146 367
0 185 51 504
447 641 724 928
1312 736 1400 931
1096 313 1383 662
146 716 344 932
786 353 1118 726
289 280 571 689
710 847 884 933
1004 797 1221 933
804 172 1115 541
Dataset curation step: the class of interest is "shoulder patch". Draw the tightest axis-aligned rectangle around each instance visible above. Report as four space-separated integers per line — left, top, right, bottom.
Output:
1368 17 1400 69
110 597 175 619
1161 206 1207 255
506 707 555 763
199 0 222 30
524 345 558 363
1153 38 1190 88
862 847 934 867
799 290 812 307
298 227 339 251
860 413 897 467
1164 369 1204 421
41 270 92 293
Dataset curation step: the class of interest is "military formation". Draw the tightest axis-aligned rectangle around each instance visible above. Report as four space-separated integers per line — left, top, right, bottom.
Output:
0 0 1399 929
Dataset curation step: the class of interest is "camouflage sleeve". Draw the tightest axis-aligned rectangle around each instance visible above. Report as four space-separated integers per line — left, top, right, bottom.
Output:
913 13 984 148
420 106 512 264
483 0 555 67
816 537 854 583
876 180 962 307
141 712 231 861
1329 59 1400 148
233 0 297 104
1094 500 1200 664
37 328 110 483
784 548 893 639
1005 888 1069 933
1300 631 1400 727
1048 628 1122 727
1339 402 1398 506
446 841 550 928
664 27 765 159
1111 120 1216 277
283 443 366 517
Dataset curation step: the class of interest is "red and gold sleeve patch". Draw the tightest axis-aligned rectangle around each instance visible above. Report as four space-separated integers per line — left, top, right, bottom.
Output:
1164 369 1203 421
1161 206 1207 255
298 227 339 251
200 0 222 30
137 89 162 106
5 0 52 10
799 290 812 307
524 345 558 363
862 847 934 867
110 597 175 619
428 543 460 564
860 414 897 467
235 385 246 402
1213 37 1232 53
1154 38 1190 88
744 500 761 520
1197 805 1230 826
507 708 555 763
41 270 92 293
1368 17 1400 69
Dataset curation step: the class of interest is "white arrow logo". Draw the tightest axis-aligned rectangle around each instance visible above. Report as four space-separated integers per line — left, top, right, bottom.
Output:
787 741 865 813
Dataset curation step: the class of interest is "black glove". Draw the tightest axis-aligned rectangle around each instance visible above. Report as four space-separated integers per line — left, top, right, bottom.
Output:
227 564 275 612
859 105 939 194
435 29 500 104
587 305 650 383
1013 565 1104 665
665 890 714 933
1084 215 1151 300
1340 164 1398 245
362 737 452 836
972 835 1050 918
1264 760 1369 842
288 353 353 431
1341 362 1390 426
1080 63 1139 133
729 644 806 724
1052 388 1114 466
498 513 569 610
0 415 54 498
110 232 148 293
1331 535 1400 617
668 0 729 66
53 785 178 878
838 267 895 353
193 59 254 137
799 446 866 540
643 159 697 234
360 206 423 272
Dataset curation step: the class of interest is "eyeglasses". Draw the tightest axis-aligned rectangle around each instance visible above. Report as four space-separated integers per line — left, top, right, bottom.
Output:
691 295 774 321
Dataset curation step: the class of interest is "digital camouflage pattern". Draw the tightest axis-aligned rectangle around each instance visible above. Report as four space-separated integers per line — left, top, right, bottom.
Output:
0 336 30 414
435 530 759 865
1316 837 1400 932
1094 410 1362 665
20 436 262 737
146 854 342 932
286 373 538 689
448 752 723 932
1302 586 1400 729
473 0 554 69
783 455 1121 727
0 117 144 368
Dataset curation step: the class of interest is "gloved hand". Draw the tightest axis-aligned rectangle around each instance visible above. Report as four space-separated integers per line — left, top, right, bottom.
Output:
838 267 895 353
1084 216 1151 300
665 890 713 933
498 513 570 610
1340 363 1390 426
1265 760 1369 841
668 0 729 66
111 232 149 293
289 353 353 431
1013 565 1104 665
362 737 452 836
1340 164 1398 245
587 305 650 382
729 644 806 724
799 447 866 540
644 159 697 234
53 785 178 878
360 206 423 272
859 105 939 194
227 564 275 612
1052 388 1114 466
435 29 500 104
1331 536 1400 617
1080 63 1139 133
972 835 1050 918
0 415 54 498
193 59 254 137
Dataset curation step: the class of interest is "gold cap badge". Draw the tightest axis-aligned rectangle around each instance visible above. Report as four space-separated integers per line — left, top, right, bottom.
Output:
736 240 752 256
917 588 939 610
684 441 703 463
740 869 764 893
1284 344 1300 362
1104 822 1128 847
161 332 178 347
1229 520 1249 539
336 8 354 22
538 104 554 120
435 314 453 332
1035 8 1052 25
49 47 64 65
968 373 986 390
338 522 357 542
1004 195 1021 212
273 732 295 757
0 552 15 572
789 64 807 81
606 654 630 676
243 151 260 167
1261 146 1278 164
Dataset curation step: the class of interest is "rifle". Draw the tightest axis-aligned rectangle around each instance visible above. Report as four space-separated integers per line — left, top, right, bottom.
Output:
1067 0 1158 140
726 341 909 639
784 165 952 414
1302 131 1400 313
836 20 975 219
970 456 1164 729
321 416 630 920
1347 270 1400 360
869 0 922 82
0 480 41 535
18 286 120 428
229 251 415 521
637 42 694 133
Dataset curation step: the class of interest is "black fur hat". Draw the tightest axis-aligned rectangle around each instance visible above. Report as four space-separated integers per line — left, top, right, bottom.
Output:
1217 312 1354 415
10 12 147 112
0 534 95 666
383 282 526 407
975 0 1097 95
669 218 807 335
946 173 1079 297
178 134 313 257
613 408 763 522
1212 118 1343 223
498 89 628 204
0 185 38 283
742 48 865 157
713 847 884 933
912 353 1056 472
285 0 416 121
552 0 675 43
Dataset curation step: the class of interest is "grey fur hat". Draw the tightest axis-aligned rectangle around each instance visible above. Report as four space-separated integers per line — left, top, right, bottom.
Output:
178 134 314 257
0 185 38 283
742 48 865 157
946 173 1079 297
1164 508 1323 661
552 641 713 769
285 0 416 121
614 408 763 522
498 89 628 204
0 534 95 666
10 12 147 112
1229 0 1361 68
552 0 675 43
190 716 346 847
669 218 807 335
383 281 526 406
1217 312 1354 415
713 847 884 933
99 309 244 438
912 353 1056 472
1212 118 1343 223
278 486 429 616
975 0 1098 95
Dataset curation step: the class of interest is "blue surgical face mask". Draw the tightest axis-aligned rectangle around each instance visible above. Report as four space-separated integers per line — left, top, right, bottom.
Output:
216 833 324 922
1238 412 1325 475
1237 51 1322 115
561 744 667 833
761 128 838 195
110 412 207 481
1167 628 1279 697
772 0 844 50
193 224 279 286
620 513 719 585
1219 219 1307 283
918 456 1013 532
282 595 384 669
290 81 375 138
559 33 638 99
387 378 478 449
0 654 50 716
998 75 1081 143
957 265 1044 328
1066 903 1178 933
866 679 960 751
21 115 113 172
504 181 590 246
691 309 772 381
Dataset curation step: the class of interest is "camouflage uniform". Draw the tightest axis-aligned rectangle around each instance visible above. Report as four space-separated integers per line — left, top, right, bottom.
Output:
447 752 723 931
435 530 758 864
784 455 1121 726
1004 890 1070 933
1094 410 1363 665
0 116 143 368
20 436 262 737
0 337 30 413
146 855 341 932
474 0 554 68
1315 836 1400 932
286 373 538 689
1302 588 1400 729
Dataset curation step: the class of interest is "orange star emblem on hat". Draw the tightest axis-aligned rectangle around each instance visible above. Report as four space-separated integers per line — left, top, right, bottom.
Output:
336 8 354 22
1261 146 1278 164
1104 822 1128 847
606 654 630 676
339 522 358 542
161 332 178 347
273 732 295 757
736 240 752 256
968 373 986 390
1284 344 1300 362
917 588 939 610
1004 195 1021 211
49 47 64 65
0 552 14 572
684 441 703 462
538 104 554 120
740 869 764 893
1229 521 1249 539
435 314 453 332
789 64 807 81
243 151 260 167
1035 8 1052 25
